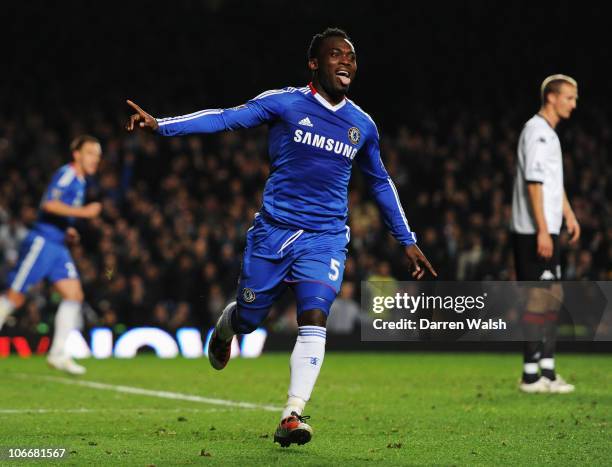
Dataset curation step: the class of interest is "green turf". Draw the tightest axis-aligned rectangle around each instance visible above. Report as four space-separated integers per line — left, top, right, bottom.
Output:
0 353 610 466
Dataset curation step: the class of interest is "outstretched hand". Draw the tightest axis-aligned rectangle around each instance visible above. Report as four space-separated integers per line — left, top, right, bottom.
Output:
125 100 159 132
405 244 437 280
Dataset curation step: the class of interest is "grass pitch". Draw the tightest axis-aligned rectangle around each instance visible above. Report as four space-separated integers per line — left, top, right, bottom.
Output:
1 353 611 466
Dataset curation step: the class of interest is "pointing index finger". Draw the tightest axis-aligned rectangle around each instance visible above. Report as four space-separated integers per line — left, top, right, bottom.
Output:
126 99 146 116
425 260 438 277
419 253 438 278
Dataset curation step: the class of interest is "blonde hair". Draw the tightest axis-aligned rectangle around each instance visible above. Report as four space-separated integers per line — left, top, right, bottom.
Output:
540 74 578 105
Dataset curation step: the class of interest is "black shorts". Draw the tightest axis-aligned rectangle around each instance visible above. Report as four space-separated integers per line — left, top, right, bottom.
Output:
513 233 561 281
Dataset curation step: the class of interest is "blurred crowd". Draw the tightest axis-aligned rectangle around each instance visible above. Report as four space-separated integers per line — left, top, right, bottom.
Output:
1 104 610 336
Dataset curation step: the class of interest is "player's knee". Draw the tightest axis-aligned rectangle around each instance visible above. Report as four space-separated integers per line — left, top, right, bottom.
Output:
7 289 26 309
64 288 84 303
526 287 550 313
234 305 269 334
53 279 85 303
298 308 327 327
548 283 563 310
293 280 338 326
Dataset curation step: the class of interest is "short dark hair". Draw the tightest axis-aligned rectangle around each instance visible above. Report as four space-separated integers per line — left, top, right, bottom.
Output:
70 134 100 152
307 27 353 61
540 74 577 105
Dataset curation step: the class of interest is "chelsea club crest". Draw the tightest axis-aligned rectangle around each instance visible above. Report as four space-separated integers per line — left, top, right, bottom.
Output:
348 127 361 145
242 288 256 303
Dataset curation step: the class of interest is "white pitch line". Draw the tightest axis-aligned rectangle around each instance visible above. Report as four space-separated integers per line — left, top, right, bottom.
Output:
0 408 97 414
12 374 281 412
0 408 226 414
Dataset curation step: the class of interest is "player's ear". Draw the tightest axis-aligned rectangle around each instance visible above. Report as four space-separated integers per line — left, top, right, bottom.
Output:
308 58 318 72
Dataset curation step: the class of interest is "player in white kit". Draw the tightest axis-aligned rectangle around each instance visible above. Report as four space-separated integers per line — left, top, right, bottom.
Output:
511 75 580 393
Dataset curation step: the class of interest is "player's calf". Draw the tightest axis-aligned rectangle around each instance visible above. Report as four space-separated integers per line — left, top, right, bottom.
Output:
0 296 16 331
208 302 237 370
0 291 26 331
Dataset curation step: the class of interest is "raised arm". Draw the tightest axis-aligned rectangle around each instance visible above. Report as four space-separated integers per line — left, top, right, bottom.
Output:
126 89 287 136
356 130 436 279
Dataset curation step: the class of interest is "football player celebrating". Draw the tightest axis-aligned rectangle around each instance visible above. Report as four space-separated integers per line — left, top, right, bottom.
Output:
126 28 435 446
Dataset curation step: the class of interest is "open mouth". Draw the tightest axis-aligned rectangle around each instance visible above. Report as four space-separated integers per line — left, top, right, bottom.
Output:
335 70 351 86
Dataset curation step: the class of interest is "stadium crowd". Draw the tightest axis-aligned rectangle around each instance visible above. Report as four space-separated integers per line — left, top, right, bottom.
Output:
0 105 610 336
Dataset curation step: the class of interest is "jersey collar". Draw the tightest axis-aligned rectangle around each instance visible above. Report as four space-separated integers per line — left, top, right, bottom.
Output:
308 82 346 112
70 163 86 182
535 113 556 130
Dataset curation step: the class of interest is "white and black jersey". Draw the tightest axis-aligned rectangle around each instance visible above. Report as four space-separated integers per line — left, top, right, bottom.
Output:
511 114 564 235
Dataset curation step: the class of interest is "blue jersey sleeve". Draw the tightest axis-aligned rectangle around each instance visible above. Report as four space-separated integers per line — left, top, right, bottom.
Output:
42 167 77 205
34 165 85 241
356 129 417 246
156 89 287 136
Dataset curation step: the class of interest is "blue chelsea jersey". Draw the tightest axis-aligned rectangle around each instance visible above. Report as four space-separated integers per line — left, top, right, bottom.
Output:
157 84 416 245
33 164 86 243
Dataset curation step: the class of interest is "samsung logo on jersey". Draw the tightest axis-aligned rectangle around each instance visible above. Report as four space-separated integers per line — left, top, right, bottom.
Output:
293 129 358 160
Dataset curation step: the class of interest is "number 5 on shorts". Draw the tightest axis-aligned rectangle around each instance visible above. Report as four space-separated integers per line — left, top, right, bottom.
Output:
328 259 340 281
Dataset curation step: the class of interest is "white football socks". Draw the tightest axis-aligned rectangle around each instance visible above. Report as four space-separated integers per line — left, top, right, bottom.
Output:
283 326 326 419
523 362 539 376
48 300 82 358
539 358 555 371
0 295 16 330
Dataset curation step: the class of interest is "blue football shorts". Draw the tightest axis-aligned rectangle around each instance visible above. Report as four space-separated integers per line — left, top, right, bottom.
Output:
236 214 350 318
7 232 79 293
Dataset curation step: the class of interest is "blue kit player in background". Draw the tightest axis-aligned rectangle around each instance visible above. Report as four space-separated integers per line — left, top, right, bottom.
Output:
0 135 102 375
126 28 436 446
